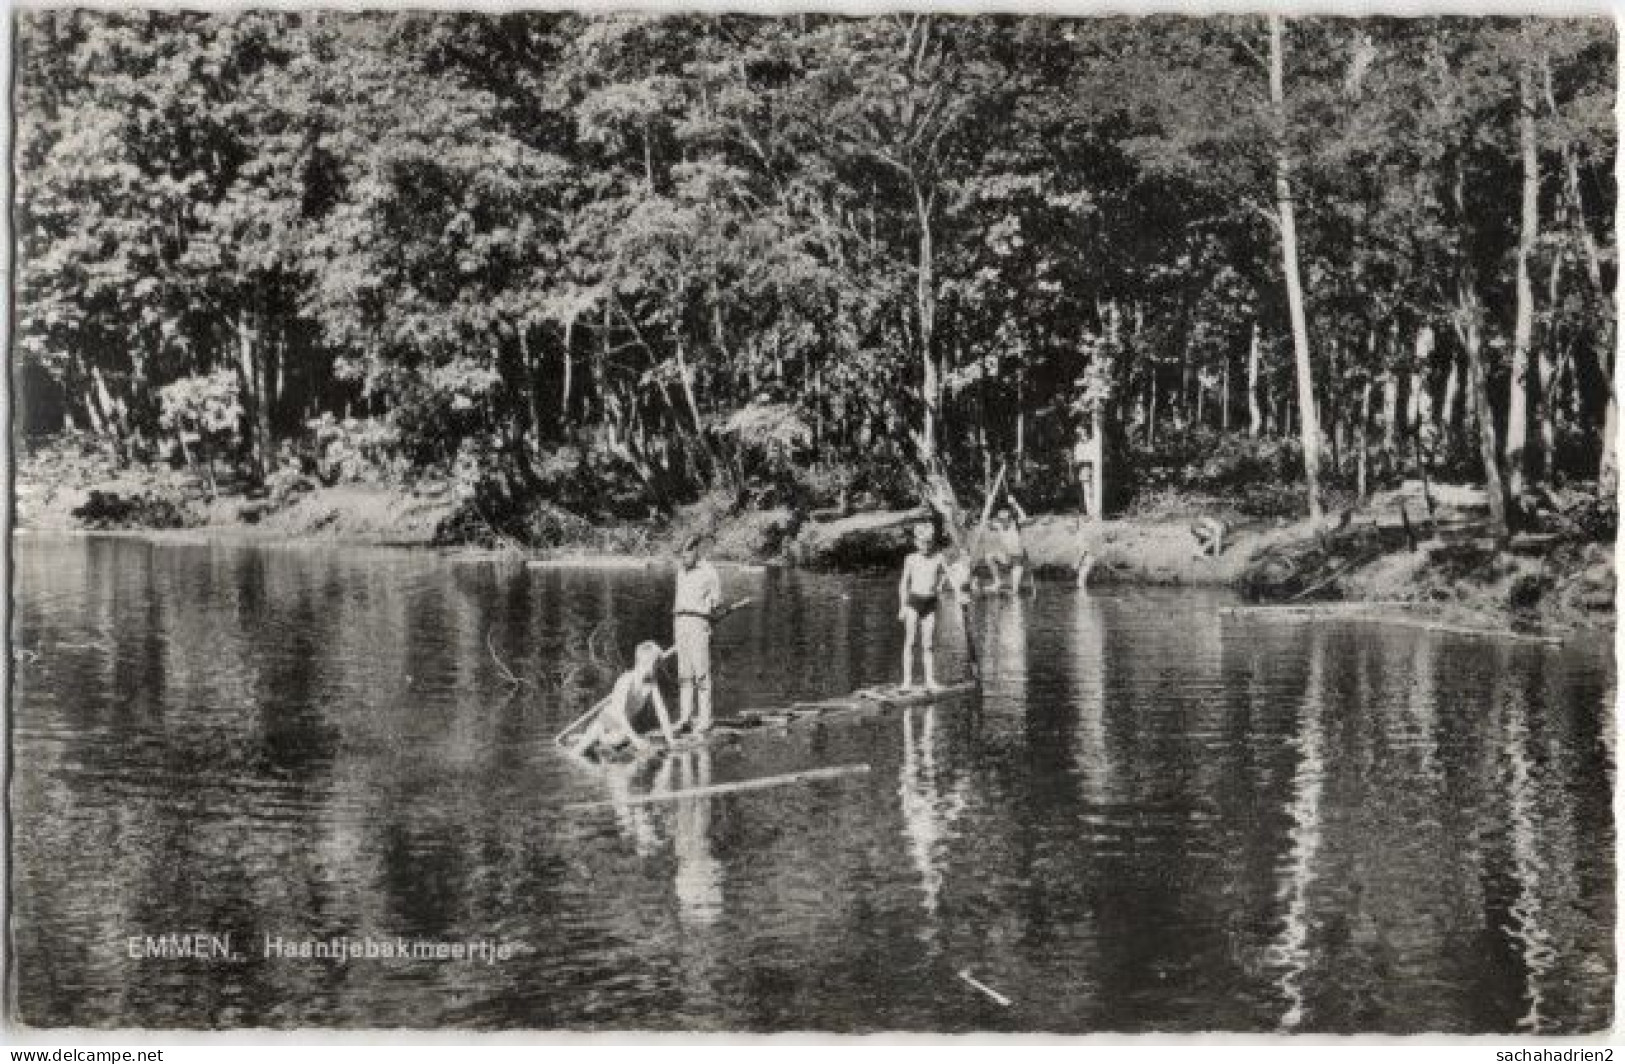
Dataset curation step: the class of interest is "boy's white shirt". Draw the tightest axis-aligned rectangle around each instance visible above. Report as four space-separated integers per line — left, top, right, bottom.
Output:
675 560 721 614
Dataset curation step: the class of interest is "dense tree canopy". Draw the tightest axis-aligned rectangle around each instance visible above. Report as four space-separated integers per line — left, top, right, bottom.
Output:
14 12 1617 530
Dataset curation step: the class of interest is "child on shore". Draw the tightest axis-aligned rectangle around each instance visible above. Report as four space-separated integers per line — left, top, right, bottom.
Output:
1190 516 1228 559
569 641 678 760
898 522 953 691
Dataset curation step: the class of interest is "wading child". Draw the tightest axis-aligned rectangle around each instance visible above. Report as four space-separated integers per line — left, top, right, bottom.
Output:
569 641 678 760
985 499 1030 594
898 523 952 690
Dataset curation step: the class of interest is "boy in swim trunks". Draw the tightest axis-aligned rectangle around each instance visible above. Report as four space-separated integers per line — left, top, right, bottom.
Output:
569 641 677 760
898 522 952 690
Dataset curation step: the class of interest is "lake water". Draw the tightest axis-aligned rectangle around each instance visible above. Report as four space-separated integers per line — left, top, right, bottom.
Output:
10 535 1616 1032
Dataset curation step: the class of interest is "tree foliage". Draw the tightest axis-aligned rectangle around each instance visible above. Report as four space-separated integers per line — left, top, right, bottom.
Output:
14 12 1617 524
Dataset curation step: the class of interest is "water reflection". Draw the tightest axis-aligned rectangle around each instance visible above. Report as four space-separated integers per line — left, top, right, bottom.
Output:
984 594 1031 702
578 748 725 928
1269 628 1326 1031
1503 670 1556 1034
10 538 1615 1032
899 706 968 933
670 749 724 928
597 759 663 858
1068 593 1110 804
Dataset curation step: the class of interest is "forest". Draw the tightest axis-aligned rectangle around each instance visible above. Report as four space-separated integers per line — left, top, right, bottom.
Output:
13 11 1618 547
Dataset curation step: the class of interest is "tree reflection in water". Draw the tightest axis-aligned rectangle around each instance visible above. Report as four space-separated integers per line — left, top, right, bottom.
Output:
1268 627 1327 1032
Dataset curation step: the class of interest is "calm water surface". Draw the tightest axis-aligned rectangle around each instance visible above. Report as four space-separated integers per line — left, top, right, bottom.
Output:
10 536 1616 1031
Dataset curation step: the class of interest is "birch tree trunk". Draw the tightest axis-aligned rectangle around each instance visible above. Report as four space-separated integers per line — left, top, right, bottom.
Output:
1538 251 1564 482
912 179 940 472
1454 283 1512 546
1440 355 1461 450
236 309 269 484
1409 323 1435 455
1381 372 1400 455
1541 58 1616 492
1601 352 1619 499
1270 15 1325 522
1357 379 1372 501
1247 322 1262 437
1504 60 1539 497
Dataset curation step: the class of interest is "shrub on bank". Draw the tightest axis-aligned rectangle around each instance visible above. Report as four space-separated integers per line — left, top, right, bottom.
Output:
71 490 192 530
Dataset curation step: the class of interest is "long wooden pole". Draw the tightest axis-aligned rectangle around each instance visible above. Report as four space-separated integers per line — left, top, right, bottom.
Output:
565 763 871 811
969 462 1007 557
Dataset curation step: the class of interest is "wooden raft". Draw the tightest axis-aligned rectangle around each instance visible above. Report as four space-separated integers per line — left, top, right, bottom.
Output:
717 682 981 735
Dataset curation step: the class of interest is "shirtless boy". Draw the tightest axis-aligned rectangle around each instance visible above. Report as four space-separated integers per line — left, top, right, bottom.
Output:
569 641 677 760
898 523 952 690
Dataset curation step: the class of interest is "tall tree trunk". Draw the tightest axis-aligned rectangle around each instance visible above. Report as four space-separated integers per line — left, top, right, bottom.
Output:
1544 57 1609 313
1440 353 1461 451
1542 57 1616 490
597 301 614 443
236 309 269 484
1270 15 1325 522
1381 370 1400 461
1453 283 1512 546
1015 353 1027 482
559 312 576 428
1504 59 1539 497
1408 324 1435 458
86 362 118 452
1146 372 1158 449
1221 356 1231 432
1601 349 1619 498
1247 322 1263 437
1538 251 1564 481
519 326 543 454
1357 379 1372 501
912 179 940 471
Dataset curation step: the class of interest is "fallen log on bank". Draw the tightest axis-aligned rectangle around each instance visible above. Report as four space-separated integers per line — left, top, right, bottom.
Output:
790 507 931 568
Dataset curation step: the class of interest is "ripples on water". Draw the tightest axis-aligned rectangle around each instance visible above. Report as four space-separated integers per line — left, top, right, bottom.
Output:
10 536 1616 1031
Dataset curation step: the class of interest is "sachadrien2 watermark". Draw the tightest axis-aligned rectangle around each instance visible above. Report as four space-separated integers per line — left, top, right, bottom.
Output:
125 933 520 966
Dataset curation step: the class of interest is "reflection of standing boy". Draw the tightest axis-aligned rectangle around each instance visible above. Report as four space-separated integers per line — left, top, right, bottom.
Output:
673 536 722 735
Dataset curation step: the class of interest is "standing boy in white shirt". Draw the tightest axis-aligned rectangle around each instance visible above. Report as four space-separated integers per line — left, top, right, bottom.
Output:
673 535 722 735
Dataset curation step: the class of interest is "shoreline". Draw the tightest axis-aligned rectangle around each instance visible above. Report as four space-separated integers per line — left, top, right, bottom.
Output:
14 465 1612 642
15 522 1610 647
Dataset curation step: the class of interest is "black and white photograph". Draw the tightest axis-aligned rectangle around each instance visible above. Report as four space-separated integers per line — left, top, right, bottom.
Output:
7 7 1618 1036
